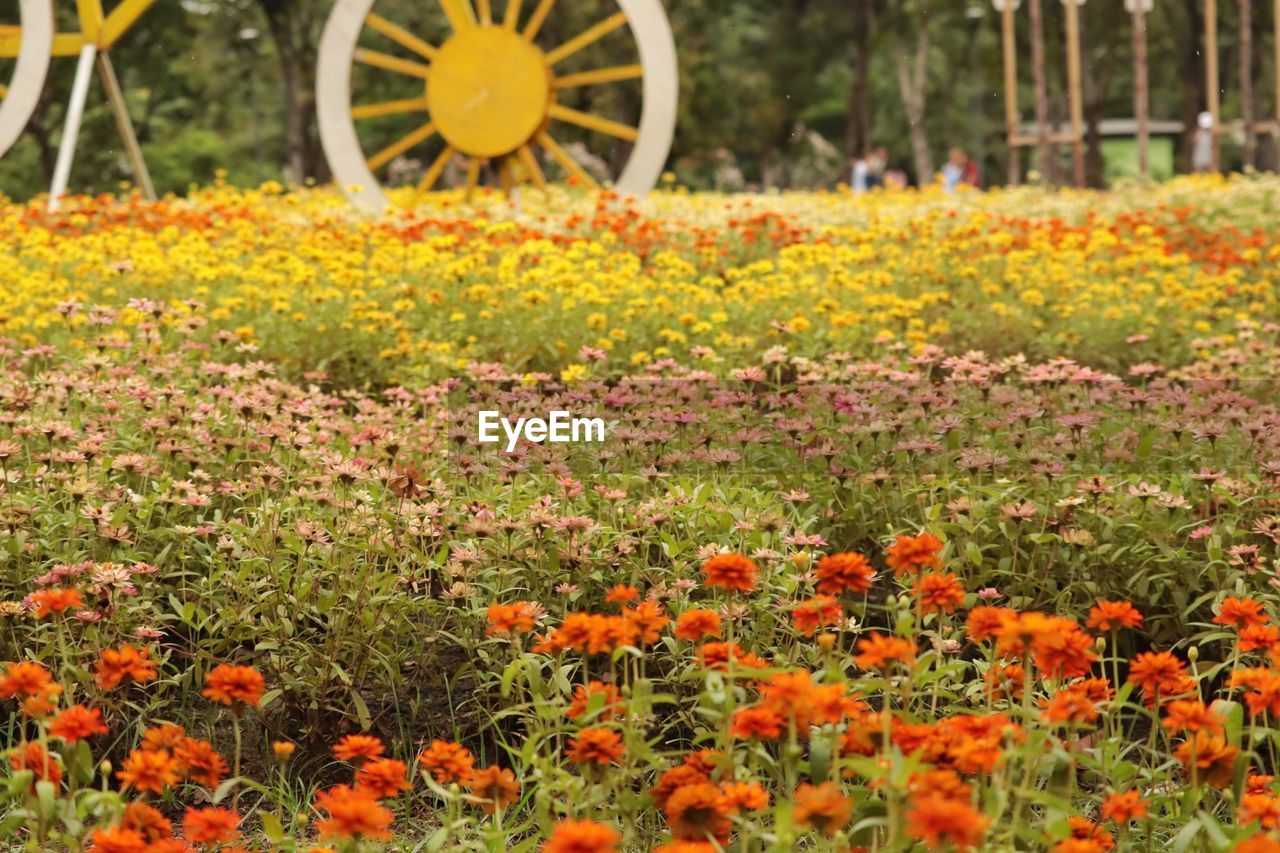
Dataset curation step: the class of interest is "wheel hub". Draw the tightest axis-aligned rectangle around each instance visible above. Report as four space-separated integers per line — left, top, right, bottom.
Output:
426 25 551 159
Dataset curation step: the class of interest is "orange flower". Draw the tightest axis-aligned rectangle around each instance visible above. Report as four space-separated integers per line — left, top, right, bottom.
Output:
605 585 640 605
1248 774 1277 794
94 645 158 690
663 782 730 842
273 740 297 762
567 727 625 766
792 781 853 836
84 826 148 853
885 533 944 577
1162 700 1225 734
965 606 1013 642
1086 601 1144 632
201 664 265 708
1238 793 1280 829
1127 651 1190 700
418 740 474 785
314 784 394 840
719 781 768 812
486 601 539 636
650 764 712 810
653 844 717 853
1236 836 1280 853
1240 623 1280 653
729 705 784 740
814 552 876 595
566 680 624 721
984 662 1025 701
791 595 842 636
624 601 669 645
696 641 769 673
1099 790 1148 823
31 587 83 618
995 613 1097 680
141 724 187 752
913 571 965 615
1231 669 1280 718
853 633 915 670
1174 730 1238 788
1214 596 1269 630
1067 816 1115 850
9 741 62 790
701 553 758 593
0 661 55 699
542 818 622 853
905 793 990 850
48 705 108 743
1040 683 1103 726
674 609 721 641
117 748 180 794
334 734 386 763
183 807 240 844
121 801 173 842
355 758 412 800
469 766 520 813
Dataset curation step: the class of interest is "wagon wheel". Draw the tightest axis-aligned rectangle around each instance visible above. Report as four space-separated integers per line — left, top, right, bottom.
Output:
0 0 53 161
317 0 678 209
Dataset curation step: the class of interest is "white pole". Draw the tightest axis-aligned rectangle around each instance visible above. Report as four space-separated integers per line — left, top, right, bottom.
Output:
49 43 98 212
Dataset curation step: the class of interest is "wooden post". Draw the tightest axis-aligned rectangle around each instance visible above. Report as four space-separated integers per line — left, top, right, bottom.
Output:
1001 0 1022 185
97 51 156 200
1029 0 1052 183
1132 1 1150 178
1205 0 1220 171
1239 0 1255 168
1063 0 1086 187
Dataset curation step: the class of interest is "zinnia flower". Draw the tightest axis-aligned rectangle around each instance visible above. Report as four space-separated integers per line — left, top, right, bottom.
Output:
94 645 158 690
792 781 853 836
418 740 475 785
541 818 622 853
48 704 108 743
201 664 265 708
183 807 240 844
674 609 721 641
701 553 758 592
886 533 944 577
814 551 876 595
469 766 520 813
314 784 394 840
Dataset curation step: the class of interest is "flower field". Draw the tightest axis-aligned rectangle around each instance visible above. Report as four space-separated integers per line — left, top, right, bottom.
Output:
2 175 1280 851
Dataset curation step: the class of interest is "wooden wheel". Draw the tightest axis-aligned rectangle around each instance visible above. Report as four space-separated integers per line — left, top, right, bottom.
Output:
317 0 678 209
0 0 53 161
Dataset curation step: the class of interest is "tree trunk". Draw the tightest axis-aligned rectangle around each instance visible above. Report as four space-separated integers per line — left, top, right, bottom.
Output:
845 2 873 158
258 0 330 184
893 27 932 185
1178 0 1205 171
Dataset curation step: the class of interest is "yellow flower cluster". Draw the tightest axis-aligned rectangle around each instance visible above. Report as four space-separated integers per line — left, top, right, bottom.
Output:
1 173 1275 382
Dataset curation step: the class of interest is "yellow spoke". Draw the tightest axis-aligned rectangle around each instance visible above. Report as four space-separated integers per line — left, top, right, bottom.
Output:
440 0 477 32
0 30 85 58
522 0 556 40
101 0 156 49
0 25 20 36
545 12 628 65
464 157 482 201
535 130 598 187
352 97 431 121
0 81 7 100
419 145 455 193
354 48 431 80
367 122 437 171
517 144 547 190
477 0 492 25
548 104 638 141
554 64 643 89
503 0 523 30
365 13 436 60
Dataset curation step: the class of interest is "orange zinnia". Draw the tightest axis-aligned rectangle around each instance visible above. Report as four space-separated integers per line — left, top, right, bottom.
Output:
117 748 180 794
885 533 944 577
417 740 474 785
48 705 108 743
84 826 148 852
201 664 265 708
173 737 228 788
183 806 240 844
1174 730 1238 788
1099 790 1148 823
355 758 413 800
792 781 853 836
965 606 1013 643
94 645 158 691
542 818 622 853
121 801 172 842
9 741 62 790
469 766 520 813
486 601 539 636
790 594 842 636
720 781 769 812
729 705 784 740
334 734 386 763
0 661 54 699
701 553 758 592
1162 699 1225 734
814 552 876 595
566 681 624 722
604 584 640 605
853 633 915 670
663 782 730 842
1086 600 1144 632
913 571 965 615
314 784 394 840
567 727 625 766
30 588 83 618
905 793 990 850
674 609 721 641
625 601 669 645
1214 596 1269 630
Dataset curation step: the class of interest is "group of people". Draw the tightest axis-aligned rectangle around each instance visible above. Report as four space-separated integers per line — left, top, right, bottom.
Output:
849 146 983 194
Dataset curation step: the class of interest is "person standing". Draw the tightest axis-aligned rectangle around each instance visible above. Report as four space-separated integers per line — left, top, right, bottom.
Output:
1191 112 1216 173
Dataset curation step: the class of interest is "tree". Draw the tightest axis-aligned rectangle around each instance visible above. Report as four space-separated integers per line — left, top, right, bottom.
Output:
256 0 331 182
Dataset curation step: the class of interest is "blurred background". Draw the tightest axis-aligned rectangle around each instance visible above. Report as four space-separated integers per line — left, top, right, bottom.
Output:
0 0 1275 197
